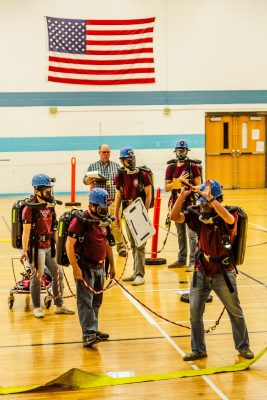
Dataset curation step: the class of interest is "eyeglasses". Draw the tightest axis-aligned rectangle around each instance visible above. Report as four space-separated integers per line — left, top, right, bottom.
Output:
101 151 110 154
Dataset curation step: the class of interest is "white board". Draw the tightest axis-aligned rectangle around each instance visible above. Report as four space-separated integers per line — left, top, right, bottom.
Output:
123 197 156 248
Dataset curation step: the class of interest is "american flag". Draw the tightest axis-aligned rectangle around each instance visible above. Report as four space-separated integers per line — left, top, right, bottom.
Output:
46 16 155 85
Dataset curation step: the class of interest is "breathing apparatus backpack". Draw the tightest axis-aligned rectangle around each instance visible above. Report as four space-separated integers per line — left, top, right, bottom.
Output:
118 165 155 209
225 206 248 266
11 198 43 249
187 205 248 266
57 209 115 267
57 209 79 266
12 196 58 271
12 199 27 249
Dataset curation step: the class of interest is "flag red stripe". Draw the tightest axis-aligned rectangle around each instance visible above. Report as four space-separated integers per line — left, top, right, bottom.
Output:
86 27 153 35
86 38 153 46
48 76 155 85
86 17 155 25
47 17 155 85
49 66 154 75
86 48 153 55
49 56 154 65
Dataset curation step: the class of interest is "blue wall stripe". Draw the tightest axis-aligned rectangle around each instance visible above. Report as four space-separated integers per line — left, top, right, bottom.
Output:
0 134 204 152
1 90 267 107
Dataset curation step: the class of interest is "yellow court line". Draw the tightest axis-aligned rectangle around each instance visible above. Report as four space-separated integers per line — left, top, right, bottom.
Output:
0 347 266 395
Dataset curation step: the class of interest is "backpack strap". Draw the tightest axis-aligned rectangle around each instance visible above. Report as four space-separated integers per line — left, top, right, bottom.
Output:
170 162 176 180
74 211 89 266
117 169 125 200
118 166 147 197
50 208 57 258
28 207 40 268
186 161 194 183
118 167 151 208
137 169 144 194
168 163 177 205
191 208 237 293
196 249 235 293
219 214 238 274
28 206 57 267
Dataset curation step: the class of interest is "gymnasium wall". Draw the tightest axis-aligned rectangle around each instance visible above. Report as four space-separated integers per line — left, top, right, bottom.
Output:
1 0 267 195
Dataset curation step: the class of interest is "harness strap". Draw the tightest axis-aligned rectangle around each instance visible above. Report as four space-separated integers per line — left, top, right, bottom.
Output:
28 235 55 269
28 235 39 269
26 206 57 269
196 250 235 293
203 253 231 265
137 169 144 192
38 234 52 241
119 169 145 201
218 264 235 294
50 237 56 258
169 162 197 208
219 221 239 275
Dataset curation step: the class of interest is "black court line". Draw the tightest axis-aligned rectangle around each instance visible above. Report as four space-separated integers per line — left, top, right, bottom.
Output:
161 226 177 237
248 241 267 247
160 224 267 287
239 270 267 286
1 330 266 350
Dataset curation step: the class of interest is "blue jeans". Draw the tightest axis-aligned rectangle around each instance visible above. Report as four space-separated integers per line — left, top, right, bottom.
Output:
175 221 197 264
30 247 64 308
76 267 104 336
189 270 250 354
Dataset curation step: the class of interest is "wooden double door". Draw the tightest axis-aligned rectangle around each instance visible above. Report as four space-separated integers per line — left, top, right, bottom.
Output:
205 114 266 188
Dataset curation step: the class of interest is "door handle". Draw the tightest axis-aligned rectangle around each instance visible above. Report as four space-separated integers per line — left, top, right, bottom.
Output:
206 152 232 156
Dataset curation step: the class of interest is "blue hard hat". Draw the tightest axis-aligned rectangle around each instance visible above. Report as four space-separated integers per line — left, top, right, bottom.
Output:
32 174 54 188
119 146 135 158
89 188 109 206
199 180 222 202
175 140 189 149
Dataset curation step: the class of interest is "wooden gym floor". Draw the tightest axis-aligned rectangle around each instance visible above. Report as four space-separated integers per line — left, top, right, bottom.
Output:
0 189 266 399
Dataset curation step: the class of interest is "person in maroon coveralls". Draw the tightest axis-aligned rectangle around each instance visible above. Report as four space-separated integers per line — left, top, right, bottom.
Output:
165 140 201 270
114 147 152 287
171 179 254 361
21 174 74 318
66 188 115 347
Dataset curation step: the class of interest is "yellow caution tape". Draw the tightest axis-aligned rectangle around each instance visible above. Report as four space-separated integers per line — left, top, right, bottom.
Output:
0 347 266 395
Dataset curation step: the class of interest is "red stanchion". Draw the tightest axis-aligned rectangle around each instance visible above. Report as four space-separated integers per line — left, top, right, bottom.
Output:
145 188 166 265
65 157 81 207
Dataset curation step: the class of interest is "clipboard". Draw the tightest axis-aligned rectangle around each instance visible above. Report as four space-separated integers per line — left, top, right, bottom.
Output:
83 171 108 185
